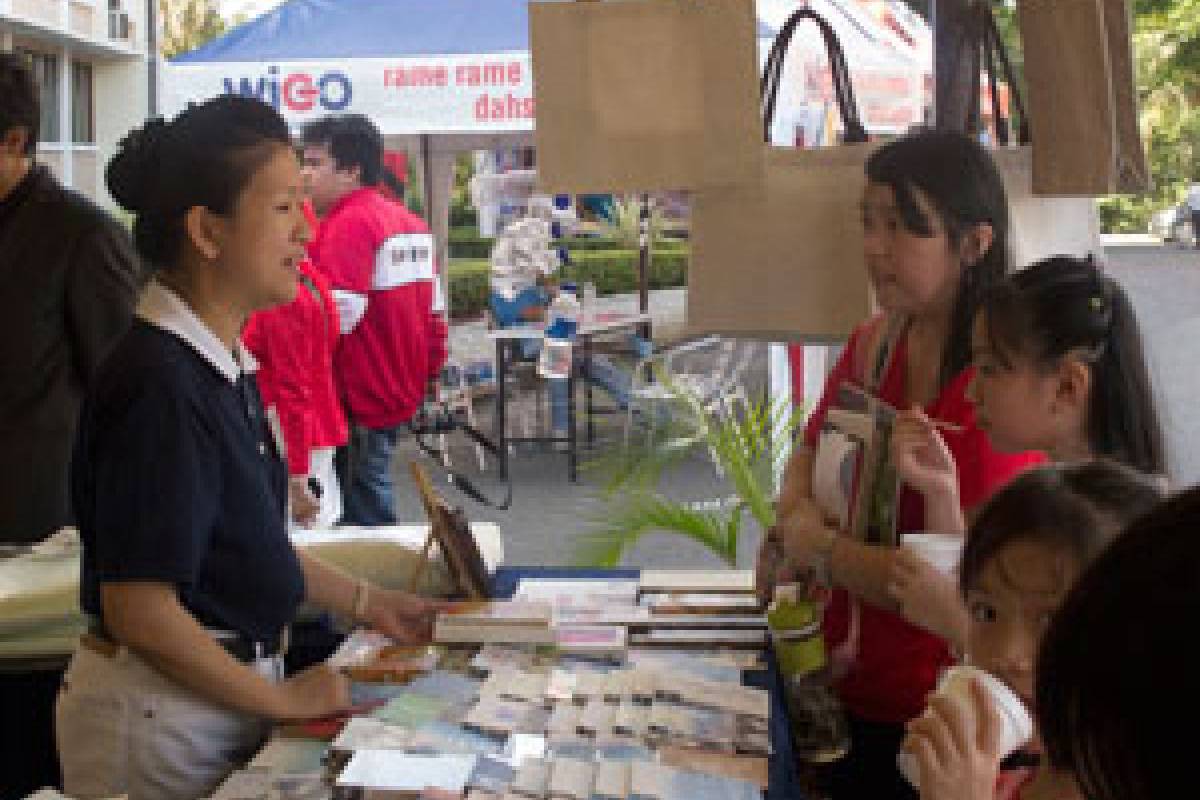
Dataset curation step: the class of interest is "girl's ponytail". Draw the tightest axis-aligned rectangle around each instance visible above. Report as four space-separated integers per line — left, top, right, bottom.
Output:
1089 276 1166 474
983 255 1166 475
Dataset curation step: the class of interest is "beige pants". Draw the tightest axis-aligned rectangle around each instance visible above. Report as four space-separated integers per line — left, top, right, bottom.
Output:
56 637 281 800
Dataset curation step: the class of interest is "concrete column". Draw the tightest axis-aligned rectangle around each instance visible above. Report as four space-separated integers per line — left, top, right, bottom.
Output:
60 45 72 185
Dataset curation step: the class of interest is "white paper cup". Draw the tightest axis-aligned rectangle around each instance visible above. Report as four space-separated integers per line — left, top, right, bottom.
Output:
901 532 965 576
898 665 1034 788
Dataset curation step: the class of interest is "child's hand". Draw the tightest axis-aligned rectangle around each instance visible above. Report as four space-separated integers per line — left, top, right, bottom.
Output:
902 676 1004 800
892 408 965 532
892 408 958 498
888 548 967 648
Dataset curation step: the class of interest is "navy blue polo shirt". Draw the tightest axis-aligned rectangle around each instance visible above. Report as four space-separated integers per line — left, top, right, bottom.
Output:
73 289 305 641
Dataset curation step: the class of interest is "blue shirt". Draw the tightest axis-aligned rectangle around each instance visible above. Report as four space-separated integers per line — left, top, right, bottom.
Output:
73 288 304 641
489 286 547 329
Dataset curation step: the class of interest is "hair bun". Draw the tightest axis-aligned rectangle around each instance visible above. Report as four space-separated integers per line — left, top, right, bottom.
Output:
106 117 170 213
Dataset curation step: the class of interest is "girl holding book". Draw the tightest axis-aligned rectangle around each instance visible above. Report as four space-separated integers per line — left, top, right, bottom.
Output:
887 254 1166 650
901 461 1163 800
760 130 1042 799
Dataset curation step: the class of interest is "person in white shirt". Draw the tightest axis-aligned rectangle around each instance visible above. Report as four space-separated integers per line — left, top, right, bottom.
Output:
1186 180 1200 249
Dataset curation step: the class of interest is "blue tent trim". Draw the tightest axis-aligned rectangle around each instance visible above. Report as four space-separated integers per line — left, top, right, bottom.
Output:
173 0 776 63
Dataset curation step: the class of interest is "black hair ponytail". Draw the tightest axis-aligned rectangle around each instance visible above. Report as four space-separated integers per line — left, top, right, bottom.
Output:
983 256 1166 475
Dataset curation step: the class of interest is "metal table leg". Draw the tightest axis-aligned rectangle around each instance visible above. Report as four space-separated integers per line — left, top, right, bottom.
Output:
568 357 578 483
496 338 508 481
584 335 595 446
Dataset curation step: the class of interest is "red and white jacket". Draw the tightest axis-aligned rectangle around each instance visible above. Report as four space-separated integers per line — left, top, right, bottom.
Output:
243 259 349 476
309 187 448 430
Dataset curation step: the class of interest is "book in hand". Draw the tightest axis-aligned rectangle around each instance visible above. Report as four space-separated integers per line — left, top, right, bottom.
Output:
812 383 901 547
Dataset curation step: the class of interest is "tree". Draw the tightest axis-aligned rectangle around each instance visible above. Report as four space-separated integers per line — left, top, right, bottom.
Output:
1098 0 1200 231
158 0 227 59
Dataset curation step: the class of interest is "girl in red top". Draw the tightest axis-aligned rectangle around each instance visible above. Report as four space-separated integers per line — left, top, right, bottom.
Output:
243 255 348 528
762 130 1043 799
901 462 1163 800
888 254 1167 650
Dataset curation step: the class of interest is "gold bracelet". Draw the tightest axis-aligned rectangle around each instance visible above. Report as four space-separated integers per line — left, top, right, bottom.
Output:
352 578 370 622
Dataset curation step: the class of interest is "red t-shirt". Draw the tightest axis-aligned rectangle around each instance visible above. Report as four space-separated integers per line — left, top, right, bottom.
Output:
804 317 1045 724
243 260 348 476
309 187 448 429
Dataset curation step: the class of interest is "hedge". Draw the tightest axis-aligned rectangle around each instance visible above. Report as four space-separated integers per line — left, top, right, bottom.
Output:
447 248 689 319
447 229 689 260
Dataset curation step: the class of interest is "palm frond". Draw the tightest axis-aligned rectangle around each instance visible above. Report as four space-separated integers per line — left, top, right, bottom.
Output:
575 491 739 568
578 360 806 568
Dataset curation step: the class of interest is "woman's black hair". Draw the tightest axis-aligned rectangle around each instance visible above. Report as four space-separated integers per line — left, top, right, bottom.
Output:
1036 483 1197 800
106 95 292 269
866 129 1012 386
982 255 1166 475
958 460 1163 596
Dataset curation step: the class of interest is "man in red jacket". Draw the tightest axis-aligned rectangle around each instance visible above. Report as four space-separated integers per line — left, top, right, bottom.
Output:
301 115 448 525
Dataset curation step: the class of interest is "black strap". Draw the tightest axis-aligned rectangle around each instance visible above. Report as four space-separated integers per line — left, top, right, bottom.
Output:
978 3 1030 146
760 7 868 145
411 427 513 511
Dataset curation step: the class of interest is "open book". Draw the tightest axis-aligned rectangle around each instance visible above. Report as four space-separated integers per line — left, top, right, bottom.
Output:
811 383 900 547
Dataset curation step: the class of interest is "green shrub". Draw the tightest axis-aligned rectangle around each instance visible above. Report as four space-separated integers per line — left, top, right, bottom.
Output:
563 249 689 296
448 234 494 260
446 247 689 319
447 230 689 260
446 260 491 319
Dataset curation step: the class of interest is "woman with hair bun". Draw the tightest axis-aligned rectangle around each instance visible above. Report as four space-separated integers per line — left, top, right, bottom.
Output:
55 95 449 800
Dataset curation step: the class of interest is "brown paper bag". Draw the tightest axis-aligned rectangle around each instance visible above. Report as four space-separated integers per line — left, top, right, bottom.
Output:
1016 0 1148 195
688 146 874 341
980 7 1106 266
687 7 875 342
530 0 763 193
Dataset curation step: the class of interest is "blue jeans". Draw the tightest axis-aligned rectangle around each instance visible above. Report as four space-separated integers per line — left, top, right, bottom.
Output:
549 354 632 431
342 425 400 526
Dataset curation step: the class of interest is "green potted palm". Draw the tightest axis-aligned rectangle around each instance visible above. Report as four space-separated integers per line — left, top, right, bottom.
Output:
579 379 851 764
577 371 803 568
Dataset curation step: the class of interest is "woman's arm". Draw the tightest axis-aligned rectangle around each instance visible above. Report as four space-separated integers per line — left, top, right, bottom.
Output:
760 448 825 600
298 551 451 644
775 516 900 613
101 582 348 720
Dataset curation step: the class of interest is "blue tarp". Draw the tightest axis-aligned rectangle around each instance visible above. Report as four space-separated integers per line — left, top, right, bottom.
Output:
174 0 777 63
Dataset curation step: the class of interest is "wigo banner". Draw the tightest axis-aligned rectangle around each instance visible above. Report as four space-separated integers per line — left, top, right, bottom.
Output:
161 53 535 134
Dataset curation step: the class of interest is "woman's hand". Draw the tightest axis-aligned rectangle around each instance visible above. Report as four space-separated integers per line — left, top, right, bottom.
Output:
888 548 967 648
363 588 455 645
774 505 835 568
271 663 351 721
755 528 809 604
902 676 1004 800
288 476 320 528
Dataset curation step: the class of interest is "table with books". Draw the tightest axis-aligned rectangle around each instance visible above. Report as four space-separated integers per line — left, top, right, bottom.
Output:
212 567 804 800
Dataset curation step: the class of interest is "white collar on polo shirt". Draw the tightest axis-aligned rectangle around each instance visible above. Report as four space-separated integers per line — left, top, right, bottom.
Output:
136 279 259 384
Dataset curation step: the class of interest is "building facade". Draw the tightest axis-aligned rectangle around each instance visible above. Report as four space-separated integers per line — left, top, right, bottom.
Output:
1 0 153 203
